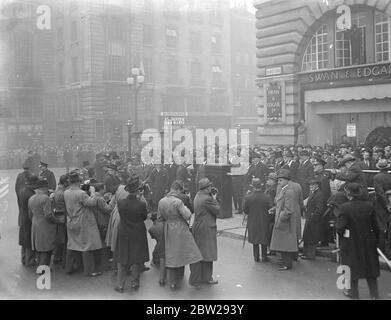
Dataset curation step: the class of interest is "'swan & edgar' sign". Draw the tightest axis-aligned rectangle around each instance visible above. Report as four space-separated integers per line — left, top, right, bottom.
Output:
302 63 391 84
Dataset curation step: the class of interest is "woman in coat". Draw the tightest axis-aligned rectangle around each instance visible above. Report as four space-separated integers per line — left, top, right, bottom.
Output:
301 178 326 260
114 177 149 292
64 171 102 277
336 182 380 299
158 180 203 290
28 179 57 269
243 178 273 262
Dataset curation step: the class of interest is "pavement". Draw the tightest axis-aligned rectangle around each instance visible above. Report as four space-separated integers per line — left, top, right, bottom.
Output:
217 212 391 272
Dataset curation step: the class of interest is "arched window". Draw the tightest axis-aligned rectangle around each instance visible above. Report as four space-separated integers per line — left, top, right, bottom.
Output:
375 12 391 62
302 25 328 71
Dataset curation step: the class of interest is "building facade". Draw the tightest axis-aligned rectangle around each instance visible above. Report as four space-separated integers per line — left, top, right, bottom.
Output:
230 5 258 145
255 0 391 147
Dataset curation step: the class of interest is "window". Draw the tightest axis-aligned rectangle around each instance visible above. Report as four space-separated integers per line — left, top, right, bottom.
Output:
166 27 178 47
187 95 205 112
71 93 79 116
143 25 153 45
144 95 153 111
106 55 125 80
71 20 77 42
210 94 227 112
162 94 184 112
18 96 32 118
190 31 202 52
335 11 366 67
95 119 104 141
107 18 124 41
110 95 121 116
211 34 221 53
375 12 391 62
71 57 79 82
167 58 179 81
58 62 64 85
143 58 153 82
302 25 328 71
212 65 222 83
190 60 201 79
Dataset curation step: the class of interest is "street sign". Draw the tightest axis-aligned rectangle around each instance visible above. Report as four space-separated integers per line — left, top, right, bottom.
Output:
346 123 356 137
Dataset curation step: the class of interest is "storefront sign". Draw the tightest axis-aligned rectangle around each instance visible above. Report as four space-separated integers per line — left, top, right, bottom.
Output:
266 85 282 121
346 123 356 137
301 62 391 84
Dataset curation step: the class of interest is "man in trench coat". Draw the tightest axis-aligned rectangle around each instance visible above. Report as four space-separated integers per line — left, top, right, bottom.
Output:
270 170 300 271
158 180 203 290
243 178 273 262
64 171 102 277
189 178 220 286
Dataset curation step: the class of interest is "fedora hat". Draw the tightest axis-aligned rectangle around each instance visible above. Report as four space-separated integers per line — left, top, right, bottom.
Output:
340 154 356 166
376 159 391 170
198 178 213 190
308 177 321 186
125 176 142 193
277 169 291 180
344 182 363 198
251 178 263 190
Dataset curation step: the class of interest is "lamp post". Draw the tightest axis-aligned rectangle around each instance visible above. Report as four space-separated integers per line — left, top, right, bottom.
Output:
126 119 134 156
126 67 145 150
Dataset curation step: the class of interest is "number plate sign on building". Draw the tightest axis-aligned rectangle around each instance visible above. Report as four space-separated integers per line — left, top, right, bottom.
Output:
266 84 282 121
346 123 356 137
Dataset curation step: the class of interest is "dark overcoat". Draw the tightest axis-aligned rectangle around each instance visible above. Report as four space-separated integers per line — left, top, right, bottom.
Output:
15 171 29 195
243 190 273 244
17 186 35 248
336 199 380 280
39 169 56 191
373 171 391 231
296 159 314 199
104 174 121 195
246 162 269 185
193 190 220 261
115 195 149 265
28 191 57 252
302 188 326 246
148 167 169 205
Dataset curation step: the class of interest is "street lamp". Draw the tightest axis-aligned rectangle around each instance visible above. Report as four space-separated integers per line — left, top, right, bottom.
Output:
126 67 145 148
126 118 134 156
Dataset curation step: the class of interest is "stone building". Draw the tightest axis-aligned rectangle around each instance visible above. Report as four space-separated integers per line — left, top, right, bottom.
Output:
255 0 391 146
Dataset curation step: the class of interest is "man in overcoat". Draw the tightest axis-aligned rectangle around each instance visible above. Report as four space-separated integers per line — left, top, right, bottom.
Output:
296 150 314 199
147 164 170 213
270 170 300 271
28 179 58 269
301 178 326 260
15 162 31 195
64 171 102 277
104 165 121 195
373 159 391 255
38 160 56 192
243 178 273 262
336 182 380 299
17 174 38 266
190 178 220 286
158 180 203 290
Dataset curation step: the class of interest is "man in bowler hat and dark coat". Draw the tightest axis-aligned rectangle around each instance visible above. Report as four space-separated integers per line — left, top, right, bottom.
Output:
115 176 149 292
243 178 273 262
189 178 220 287
336 182 380 299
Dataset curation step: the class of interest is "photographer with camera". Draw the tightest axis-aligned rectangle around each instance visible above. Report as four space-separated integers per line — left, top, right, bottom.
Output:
189 178 220 288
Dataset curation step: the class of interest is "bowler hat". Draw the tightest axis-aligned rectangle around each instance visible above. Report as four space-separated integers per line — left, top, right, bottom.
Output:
198 178 213 190
251 178 263 190
125 176 142 193
277 169 291 180
340 154 356 166
376 159 390 170
344 182 363 198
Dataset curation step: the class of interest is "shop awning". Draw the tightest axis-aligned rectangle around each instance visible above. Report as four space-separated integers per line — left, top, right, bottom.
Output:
305 83 391 103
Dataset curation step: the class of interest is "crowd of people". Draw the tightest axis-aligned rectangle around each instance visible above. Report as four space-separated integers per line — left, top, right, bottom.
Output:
14 141 391 299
